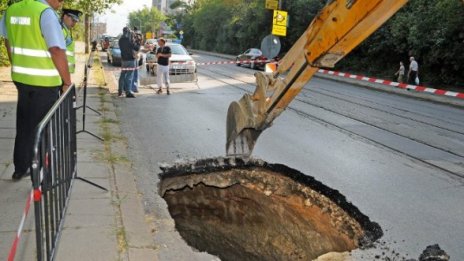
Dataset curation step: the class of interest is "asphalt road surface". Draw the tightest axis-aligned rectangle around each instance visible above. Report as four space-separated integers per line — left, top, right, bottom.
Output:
104 52 464 260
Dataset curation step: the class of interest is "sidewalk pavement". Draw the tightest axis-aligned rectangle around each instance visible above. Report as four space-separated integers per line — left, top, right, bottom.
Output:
0 42 157 260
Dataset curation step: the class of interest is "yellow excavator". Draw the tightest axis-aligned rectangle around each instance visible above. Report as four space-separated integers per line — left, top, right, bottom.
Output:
226 0 410 157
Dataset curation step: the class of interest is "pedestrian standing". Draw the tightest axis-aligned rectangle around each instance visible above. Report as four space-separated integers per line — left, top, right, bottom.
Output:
407 56 419 85
118 27 140 98
394 61 405 83
156 38 171 95
61 8 82 74
0 0 71 180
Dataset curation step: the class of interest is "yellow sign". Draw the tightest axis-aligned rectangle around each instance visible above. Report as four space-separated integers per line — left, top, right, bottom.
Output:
272 10 287 37
265 0 279 10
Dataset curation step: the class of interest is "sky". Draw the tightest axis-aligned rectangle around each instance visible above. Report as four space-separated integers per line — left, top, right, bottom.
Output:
99 0 152 36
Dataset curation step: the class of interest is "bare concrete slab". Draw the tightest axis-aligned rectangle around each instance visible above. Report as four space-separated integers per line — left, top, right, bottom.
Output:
70 178 111 200
129 248 158 261
0 230 37 261
66 197 114 217
77 162 111 179
120 195 154 248
55 227 119 261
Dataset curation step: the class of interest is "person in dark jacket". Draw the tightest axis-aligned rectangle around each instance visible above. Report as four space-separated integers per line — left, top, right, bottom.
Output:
118 27 140 98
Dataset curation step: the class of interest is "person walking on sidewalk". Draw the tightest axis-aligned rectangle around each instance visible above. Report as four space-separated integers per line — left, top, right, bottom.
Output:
0 0 71 180
156 38 171 95
394 61 405 83
407 56 419 85
118 27 140 98
61 8 82 74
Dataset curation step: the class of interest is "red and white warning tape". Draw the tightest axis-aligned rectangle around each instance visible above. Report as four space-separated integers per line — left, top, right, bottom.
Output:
8 169 44 261
105 59 463 100
195 59 273 66
107 59 275 71
318 69 464 99
8 189 34 261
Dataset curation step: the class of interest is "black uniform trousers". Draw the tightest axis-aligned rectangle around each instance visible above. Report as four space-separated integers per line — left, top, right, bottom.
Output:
13 82 60 174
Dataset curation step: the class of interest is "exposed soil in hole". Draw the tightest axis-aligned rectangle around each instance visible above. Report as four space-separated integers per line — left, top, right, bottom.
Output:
159 158 382 261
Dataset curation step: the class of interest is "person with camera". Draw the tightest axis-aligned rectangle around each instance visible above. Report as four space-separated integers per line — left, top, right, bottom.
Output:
118 26 140 98
131 27 142 93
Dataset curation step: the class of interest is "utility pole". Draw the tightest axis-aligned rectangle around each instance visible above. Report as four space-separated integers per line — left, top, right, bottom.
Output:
278 0 282 9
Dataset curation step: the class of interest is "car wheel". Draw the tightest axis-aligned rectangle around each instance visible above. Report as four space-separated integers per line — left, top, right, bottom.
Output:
236 58 241 66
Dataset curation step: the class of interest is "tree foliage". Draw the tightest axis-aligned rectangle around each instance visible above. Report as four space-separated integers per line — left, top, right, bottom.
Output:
178 0 464 86
66 0 122 15
128 7 166 34
338 0 464 86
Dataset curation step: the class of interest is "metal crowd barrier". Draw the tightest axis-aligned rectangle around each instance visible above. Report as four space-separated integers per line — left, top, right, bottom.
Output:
31 85 77 261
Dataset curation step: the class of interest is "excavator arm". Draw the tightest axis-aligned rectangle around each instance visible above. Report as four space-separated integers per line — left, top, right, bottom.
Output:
226 0 408 157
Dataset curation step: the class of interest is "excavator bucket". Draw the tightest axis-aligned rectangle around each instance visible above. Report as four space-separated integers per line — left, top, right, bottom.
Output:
226 101 262 157
226 71 287 157
226 0 408 157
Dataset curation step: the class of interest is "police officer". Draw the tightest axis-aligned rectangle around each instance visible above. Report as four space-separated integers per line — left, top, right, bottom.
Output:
0 0 71 180
61 8 82 73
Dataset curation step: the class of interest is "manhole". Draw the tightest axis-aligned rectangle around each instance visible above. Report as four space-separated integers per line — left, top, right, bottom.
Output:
159 158 382 260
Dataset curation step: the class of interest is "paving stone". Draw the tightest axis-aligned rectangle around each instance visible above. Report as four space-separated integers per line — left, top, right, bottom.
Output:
66 197 114 217
77 162 111 179
129 248 158 261
54 227 118 261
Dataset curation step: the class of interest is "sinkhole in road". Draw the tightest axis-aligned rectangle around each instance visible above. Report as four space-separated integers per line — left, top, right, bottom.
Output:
159 158 383 261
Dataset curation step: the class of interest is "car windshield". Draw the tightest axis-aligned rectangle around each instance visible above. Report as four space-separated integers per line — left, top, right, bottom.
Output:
168 45 188 55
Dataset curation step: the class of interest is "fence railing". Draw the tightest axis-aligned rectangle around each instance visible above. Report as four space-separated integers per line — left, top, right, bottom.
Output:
31 84 77 261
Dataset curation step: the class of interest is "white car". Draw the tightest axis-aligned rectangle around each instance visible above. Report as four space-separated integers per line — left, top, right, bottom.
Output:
146 43 197 81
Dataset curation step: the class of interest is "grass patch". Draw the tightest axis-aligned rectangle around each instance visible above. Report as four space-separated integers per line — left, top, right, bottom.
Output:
106 154 130 164
116 227 128 254
90 52 106 87
100 118 120 124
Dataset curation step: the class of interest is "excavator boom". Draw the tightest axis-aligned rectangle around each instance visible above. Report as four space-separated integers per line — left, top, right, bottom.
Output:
226 0 408 157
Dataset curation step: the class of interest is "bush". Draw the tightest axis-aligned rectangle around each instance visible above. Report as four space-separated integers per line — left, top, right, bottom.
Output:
0 38 9 66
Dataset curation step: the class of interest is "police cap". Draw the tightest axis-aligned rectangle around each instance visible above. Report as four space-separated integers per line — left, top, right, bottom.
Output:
63 9 83 22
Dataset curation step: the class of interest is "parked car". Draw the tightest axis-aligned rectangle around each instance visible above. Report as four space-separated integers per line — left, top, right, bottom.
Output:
147 43 197 80
236 48 268 70
144 39 157 52
107 40 121 66
146 50 157 72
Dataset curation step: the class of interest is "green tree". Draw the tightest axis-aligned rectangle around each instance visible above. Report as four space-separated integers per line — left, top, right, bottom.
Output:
338 0 464 86
66 0 123 53
128 7 166 36
0 0 21 66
